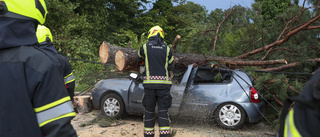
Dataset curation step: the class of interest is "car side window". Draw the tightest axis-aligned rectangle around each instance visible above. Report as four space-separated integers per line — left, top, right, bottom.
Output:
193 68 232 84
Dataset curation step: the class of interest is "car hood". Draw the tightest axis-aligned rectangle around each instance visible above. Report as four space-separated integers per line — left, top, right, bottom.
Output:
94 77 133 91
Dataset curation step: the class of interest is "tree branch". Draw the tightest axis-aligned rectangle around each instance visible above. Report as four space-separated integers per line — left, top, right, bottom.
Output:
236 14 320 59
213 8 239 51
262 58 320 71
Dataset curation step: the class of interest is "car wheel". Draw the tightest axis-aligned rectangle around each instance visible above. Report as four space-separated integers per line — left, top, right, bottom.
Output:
214 103 246 130
100 93 125 119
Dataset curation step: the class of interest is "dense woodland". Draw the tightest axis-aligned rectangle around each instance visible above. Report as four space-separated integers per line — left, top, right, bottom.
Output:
44 0 320 129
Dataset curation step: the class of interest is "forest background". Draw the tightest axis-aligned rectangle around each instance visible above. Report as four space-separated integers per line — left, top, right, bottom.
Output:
44 0 320 129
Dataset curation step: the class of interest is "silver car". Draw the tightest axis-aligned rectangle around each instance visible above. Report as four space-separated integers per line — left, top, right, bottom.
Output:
91 64 265 129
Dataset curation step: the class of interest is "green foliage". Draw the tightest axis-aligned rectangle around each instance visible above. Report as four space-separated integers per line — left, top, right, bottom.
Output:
113 29 148 50
255 0 292 25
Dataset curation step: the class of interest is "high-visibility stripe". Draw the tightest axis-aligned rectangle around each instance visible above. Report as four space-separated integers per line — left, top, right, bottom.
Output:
39 112 76 127
169 55 174 64
165 46 169 83
64 72 75 84
143 44 150 80
159 126 171 131
284 109 301 137
34 96 70 112
36 101 75 127
143 80 172 84
138 49 143 58
144 127 155 131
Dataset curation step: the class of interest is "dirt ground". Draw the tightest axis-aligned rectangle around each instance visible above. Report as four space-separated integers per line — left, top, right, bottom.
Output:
71 110 276 137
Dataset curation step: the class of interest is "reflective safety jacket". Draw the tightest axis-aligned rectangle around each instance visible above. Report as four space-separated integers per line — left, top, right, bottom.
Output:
137 36 174 89
39 42 76 99
0 18 77 137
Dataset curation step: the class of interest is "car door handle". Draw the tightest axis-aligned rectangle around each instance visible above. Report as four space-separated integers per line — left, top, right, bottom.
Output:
131 100 142 104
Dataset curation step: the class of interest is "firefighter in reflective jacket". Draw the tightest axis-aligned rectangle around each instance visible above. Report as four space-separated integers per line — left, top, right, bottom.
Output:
278 69 320 137
36 25 76 101
0 0 77 137
137 26 174 137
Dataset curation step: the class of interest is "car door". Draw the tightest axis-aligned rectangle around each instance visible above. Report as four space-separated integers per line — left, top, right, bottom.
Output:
179 67 232 117
128 80 144 114
168 64 194 116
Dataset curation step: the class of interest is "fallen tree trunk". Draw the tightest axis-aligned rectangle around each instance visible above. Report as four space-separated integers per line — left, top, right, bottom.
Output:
99 41 126 64
115 48 138 72
114 46 289 72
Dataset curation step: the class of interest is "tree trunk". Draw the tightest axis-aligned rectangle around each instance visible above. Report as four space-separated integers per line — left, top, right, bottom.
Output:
99 41 126 64
112 45 290 72
174 53 207 69
115 48 138 72
73 95 92 114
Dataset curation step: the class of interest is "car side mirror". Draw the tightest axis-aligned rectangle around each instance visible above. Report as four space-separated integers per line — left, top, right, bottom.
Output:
130 73 138 79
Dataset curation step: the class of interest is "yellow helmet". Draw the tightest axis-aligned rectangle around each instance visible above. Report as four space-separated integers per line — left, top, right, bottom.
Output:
36 25 53 43
147 26 164 39
0 0 47 24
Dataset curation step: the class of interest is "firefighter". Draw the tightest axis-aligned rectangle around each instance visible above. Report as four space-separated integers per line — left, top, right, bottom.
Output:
137 26 175 137
36 25 76 101
0 0 77 137
277 69 320 137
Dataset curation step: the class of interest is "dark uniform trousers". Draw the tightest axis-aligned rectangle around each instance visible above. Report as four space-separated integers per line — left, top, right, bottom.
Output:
142 88 172 137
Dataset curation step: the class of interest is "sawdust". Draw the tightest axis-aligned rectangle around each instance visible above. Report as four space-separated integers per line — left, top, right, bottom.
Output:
71 110 276 137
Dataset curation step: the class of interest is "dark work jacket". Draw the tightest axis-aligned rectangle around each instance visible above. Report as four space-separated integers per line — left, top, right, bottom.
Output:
137 36 174 89
278 69 320 137
0 18 77 137
39 42 76 100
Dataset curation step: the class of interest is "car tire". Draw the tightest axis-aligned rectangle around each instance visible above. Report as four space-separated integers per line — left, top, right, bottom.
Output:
100 93 125 119
214 103 246 130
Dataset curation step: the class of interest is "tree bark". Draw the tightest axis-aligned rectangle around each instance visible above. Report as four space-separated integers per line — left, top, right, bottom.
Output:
73 95 92 114
115 48 138 72
174 53 207 69
113 47 288 72
99 41 126 64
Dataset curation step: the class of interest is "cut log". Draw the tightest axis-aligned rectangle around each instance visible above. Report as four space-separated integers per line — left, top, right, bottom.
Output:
115 48 138 72
99 41 126 64
73 95 92 114
99 41 108 63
